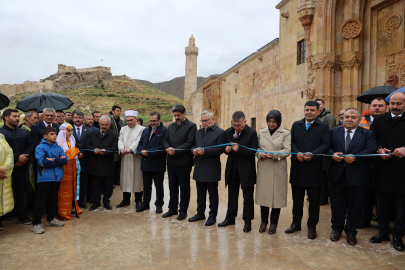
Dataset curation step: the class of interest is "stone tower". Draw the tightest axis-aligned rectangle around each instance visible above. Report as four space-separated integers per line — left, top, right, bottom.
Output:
184 35 198 120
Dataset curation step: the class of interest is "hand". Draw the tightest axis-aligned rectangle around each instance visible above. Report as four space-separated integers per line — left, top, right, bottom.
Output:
60 156 67 159
231 143 239 152
78 153 83 159
141 150 148 156
225 146 232 153
193 149 198 156
94 148 100 155
344 154 356 164
304 152 313 161
197 148 204 155
378 148 391 160
332 152 344 162
46 158 53 161
260 153 267 159
0 169 5 175
392 147 405 158
99 149 106 156
18 154 29 163
166 147 175 156
297 152 305 162
15 161 24 166
0 168 5 178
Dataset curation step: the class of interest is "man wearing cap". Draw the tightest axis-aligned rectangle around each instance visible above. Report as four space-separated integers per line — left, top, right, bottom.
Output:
116 110 146 209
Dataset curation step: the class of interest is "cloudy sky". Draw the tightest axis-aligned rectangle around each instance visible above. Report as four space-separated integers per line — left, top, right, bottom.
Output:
0 0 280 85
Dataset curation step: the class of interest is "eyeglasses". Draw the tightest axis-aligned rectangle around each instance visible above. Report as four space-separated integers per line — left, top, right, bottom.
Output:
149 120 158 123
200 119 212 123
338 114 344 117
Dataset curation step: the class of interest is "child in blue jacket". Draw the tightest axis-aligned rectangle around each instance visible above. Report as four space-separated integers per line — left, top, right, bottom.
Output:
32 127 69 234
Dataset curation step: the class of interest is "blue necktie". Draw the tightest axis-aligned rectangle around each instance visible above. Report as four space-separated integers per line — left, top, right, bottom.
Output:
77 127 81 142
306 122 311 131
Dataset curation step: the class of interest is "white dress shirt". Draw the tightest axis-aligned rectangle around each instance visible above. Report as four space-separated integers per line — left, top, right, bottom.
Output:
43 121 52 127
391 113 402 118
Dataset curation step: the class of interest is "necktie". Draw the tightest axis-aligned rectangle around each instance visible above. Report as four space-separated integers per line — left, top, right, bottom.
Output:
101 131 104 138
306 122 311 131
149 129 155 141
393 116 399 120
177 123 180 127
77 128 81 142
345 130 352 153
48 124 51 127
236 132 240 140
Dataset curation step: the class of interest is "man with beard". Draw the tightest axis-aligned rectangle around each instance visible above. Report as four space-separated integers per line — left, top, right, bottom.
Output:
64 112 73 125
56 110 65 126
108 106 123 186
92 111 101 129
0 109 34 225
84 114 97 129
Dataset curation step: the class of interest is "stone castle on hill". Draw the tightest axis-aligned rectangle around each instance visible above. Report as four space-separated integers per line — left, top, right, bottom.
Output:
184 0 405 130
0 64 112 97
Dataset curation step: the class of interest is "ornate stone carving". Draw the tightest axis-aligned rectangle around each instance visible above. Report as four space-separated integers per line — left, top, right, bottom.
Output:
387 54 396 65
377 6 393 49
304 84 316 99
339 52 363 70
341 19 362 39
387 75 399 86
384 14 401 33
318 0 324 17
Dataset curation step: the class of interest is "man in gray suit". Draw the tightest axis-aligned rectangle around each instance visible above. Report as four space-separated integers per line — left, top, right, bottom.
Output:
72 110 93 208
188 110 225 226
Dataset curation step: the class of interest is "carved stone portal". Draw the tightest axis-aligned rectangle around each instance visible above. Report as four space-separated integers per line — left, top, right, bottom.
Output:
384 14 401 34
341 19 362 39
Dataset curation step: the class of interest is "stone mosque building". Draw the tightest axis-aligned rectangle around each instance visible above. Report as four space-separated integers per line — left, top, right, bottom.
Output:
184 0 405 130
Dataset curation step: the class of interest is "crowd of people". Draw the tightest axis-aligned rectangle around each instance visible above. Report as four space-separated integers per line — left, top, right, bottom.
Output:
0 92 405 252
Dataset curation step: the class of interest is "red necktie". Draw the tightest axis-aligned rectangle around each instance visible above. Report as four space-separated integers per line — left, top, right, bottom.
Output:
393 116 399 120
48 125 51 127
101 131 104 138
177 123 180 127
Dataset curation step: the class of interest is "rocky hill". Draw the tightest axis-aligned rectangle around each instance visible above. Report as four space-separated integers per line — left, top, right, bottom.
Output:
135 76 205 99
7 76 182 122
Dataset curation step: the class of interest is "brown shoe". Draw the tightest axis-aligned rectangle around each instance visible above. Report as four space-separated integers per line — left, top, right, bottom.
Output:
268 224 277 234
330 231 341 241
347 234 357 246
308 227 317 240
259 223 267 233
285 224 301 234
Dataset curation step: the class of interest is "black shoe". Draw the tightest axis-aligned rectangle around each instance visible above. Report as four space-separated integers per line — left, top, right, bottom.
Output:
177 212 187 220
188 214 205 222
162 210 178 218
0 222 3 230
358 219 371 229
135 202 142 209
218 219 235 227
393 238 405 251
320 197 329 205
205 216 216 226
104 203 112 210
243 222 252 233
3 214 13 221
136 204 150 212
156 206 163 214
78 202 87 209
89 203 101 211
370 232 390 243
116 200 130 208
18 216 32 225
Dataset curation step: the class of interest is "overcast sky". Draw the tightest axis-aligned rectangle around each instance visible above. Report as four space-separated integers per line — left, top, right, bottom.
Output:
0 0 280 85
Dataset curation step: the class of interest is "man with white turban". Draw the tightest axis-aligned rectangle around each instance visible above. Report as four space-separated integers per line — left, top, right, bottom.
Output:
116 110 146 209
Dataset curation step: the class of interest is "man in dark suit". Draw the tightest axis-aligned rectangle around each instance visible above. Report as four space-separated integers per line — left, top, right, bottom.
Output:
370 91 405 251
85 116 118 211
188 110 224 226
31 108 60 148
328 108 377 245
218 111 258 233
71 110 93 208
162 104 197 220
286 100 330 240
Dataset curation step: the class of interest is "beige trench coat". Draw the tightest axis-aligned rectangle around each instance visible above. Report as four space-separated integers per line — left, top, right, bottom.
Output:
255 127 291 208
118 124 145 193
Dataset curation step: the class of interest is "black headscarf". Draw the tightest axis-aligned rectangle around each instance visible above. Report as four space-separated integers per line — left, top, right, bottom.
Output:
266 110 282 135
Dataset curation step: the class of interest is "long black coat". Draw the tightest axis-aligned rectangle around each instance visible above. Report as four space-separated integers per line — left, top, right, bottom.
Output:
371 113 405 194
290 118 330 187
85 129 118 177
163 118 197 167
223 125 258 189
192 124 225 182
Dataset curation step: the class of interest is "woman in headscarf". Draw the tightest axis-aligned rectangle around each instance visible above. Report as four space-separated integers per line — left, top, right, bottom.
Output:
56 123 82 220
256 110 291 234
0 133 14 230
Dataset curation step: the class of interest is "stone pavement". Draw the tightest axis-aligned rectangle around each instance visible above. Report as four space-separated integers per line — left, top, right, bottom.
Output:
1 158 404 269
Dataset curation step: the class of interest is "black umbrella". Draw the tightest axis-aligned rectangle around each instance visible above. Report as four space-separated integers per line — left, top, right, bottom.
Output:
0 92 10 110
16 92 74 112
357 86 398 104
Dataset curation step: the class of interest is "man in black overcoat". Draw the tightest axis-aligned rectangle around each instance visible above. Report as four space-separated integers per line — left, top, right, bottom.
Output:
162 105 197 221
285 101 330 240
327 108 377 246
85 116 118 211
369 91 405 252
188 110 224 226
218 111 258 233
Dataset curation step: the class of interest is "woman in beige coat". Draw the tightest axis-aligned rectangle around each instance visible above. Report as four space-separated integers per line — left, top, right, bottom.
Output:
256 110 291 234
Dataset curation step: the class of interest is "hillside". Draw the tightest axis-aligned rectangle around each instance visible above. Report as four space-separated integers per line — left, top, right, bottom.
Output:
7 76 182 122
135 76 206 99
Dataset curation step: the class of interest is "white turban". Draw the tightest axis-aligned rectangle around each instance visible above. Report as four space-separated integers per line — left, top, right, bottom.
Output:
125 110 138 117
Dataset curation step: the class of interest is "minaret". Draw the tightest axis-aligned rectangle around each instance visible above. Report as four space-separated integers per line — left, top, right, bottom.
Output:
184 35 198 119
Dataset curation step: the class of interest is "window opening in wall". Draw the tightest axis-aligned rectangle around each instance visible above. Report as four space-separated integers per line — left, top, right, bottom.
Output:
251 117 256 130
297 39 306 65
